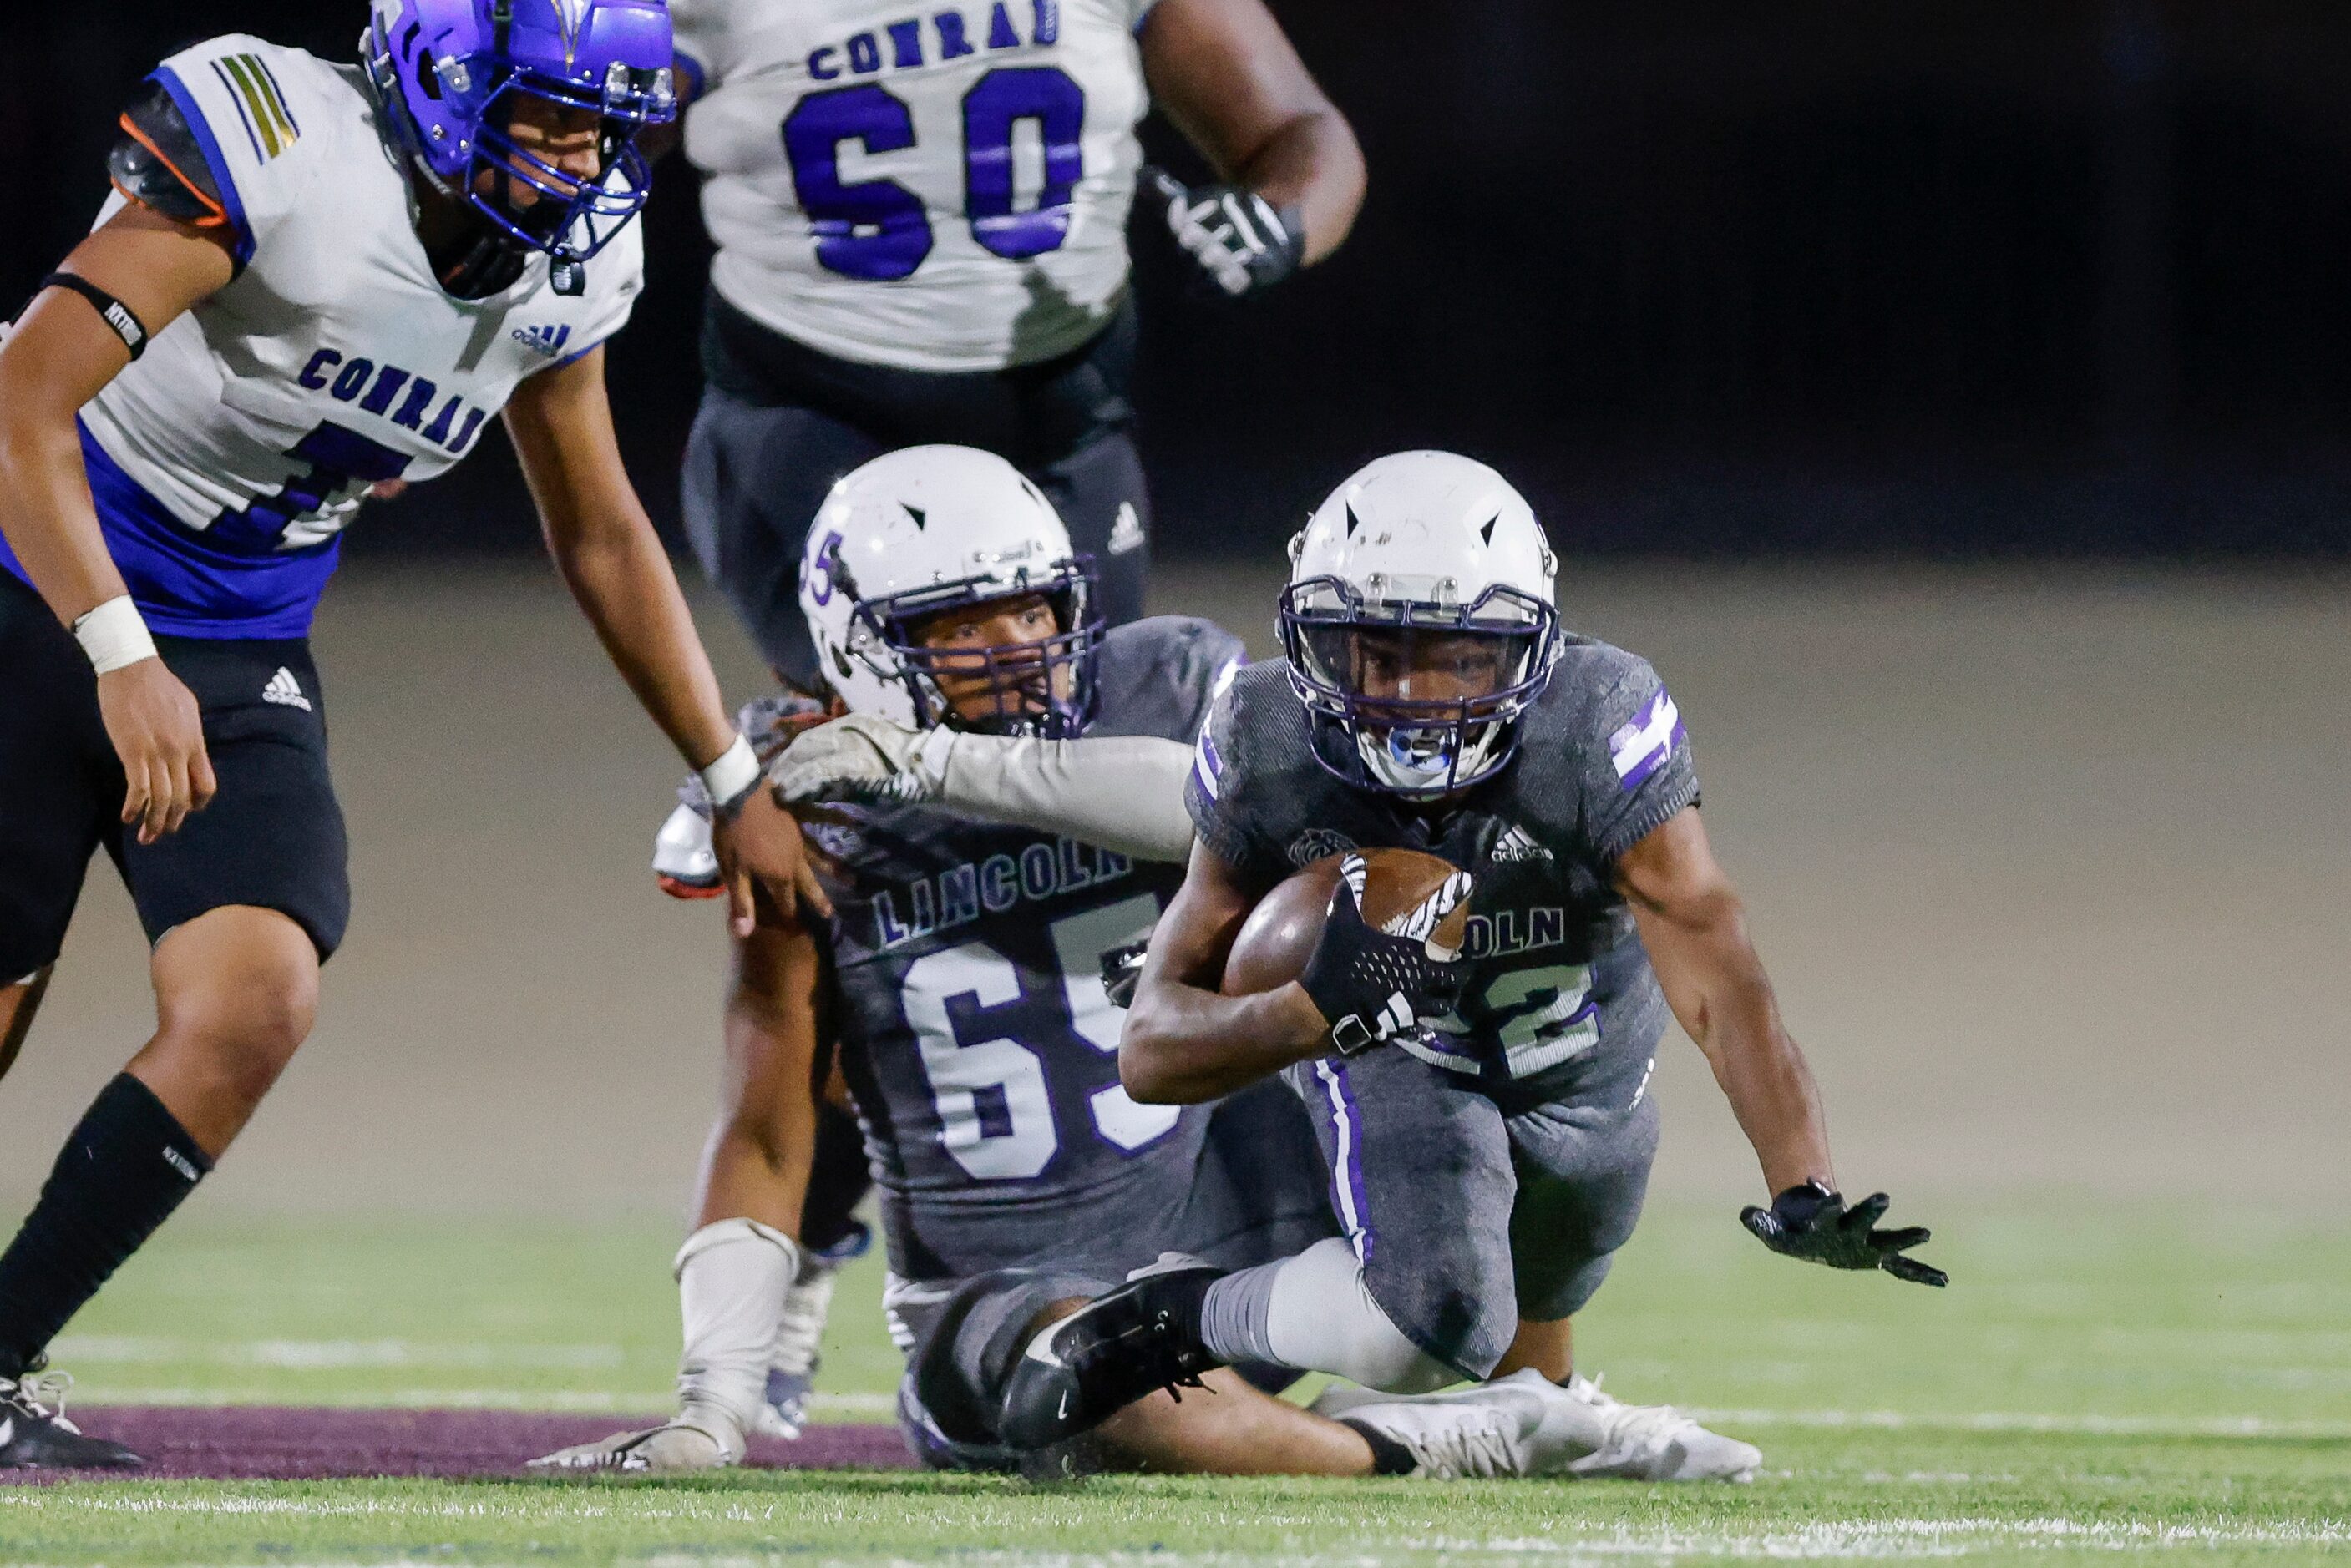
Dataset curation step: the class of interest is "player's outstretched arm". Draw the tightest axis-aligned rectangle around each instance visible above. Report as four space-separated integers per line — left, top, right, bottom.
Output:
1142 0 1366 288
0 204 235 843
768 712 1200 863
504 350 829 932
1619 807 1946 1287
1617 807 1832 1192
1120 841 1330 1103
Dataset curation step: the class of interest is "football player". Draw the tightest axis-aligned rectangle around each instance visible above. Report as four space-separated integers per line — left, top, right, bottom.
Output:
0 0 817 1467
539 448 1619 1479
777 452 1948 1480
663 0 1365 685
648 2 1366 1404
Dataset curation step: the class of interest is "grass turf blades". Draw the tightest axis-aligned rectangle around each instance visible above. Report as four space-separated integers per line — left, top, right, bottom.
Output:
0 1201 2342 1564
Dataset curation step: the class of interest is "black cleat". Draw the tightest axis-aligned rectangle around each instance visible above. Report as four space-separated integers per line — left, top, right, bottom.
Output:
997 1262 1226 1449
0 1369 143 1469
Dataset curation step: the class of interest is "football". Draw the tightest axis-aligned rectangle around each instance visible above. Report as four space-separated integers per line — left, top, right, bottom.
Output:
1219 847 1473 995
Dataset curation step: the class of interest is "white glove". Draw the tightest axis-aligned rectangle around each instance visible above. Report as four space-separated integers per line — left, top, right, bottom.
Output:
768 713 1198 864
767 712 952 807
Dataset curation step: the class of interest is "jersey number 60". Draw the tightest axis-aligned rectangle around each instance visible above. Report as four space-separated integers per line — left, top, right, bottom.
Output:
783 67 1086 282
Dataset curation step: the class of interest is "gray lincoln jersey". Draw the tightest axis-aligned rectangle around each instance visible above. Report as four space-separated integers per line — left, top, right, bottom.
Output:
1186 640 1699 1105
1182 640 1695 1376
810 616 1243 1284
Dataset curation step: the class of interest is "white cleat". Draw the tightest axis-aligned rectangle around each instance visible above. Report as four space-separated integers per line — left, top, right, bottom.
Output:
1312 1368 1759 1482
652 802 722 898
1554 1373 1760 1482
529 1408 744 1474
1314 1370 1590 1479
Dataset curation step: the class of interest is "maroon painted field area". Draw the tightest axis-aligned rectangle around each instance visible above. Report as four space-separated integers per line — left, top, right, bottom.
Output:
3 1408 915 1483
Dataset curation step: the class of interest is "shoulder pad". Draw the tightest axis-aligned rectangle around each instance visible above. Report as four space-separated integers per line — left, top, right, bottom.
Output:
108 83 231 230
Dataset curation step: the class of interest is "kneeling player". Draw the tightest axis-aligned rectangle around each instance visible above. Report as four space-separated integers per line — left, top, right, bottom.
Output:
540 448 1610 1479
777 453 1947 1480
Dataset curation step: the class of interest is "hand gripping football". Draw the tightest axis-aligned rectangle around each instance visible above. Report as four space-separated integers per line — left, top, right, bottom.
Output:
1221 848 1472 995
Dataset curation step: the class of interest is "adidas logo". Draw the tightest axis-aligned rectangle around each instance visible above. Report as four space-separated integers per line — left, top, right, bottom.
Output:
161 1146 201 1182
261 667 312 712
1491 824 1551 863
1106 503 1147 556
511 322 575 358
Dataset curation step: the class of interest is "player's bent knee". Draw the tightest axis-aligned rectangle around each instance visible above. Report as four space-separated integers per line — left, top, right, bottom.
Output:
1372 1282 1512 1384
1267 1240 1469 1392
153 911 321 1070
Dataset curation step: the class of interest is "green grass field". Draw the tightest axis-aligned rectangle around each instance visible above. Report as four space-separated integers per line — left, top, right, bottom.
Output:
2 1201 2344 1565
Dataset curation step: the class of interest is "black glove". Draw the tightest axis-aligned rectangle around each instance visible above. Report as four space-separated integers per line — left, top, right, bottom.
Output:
1148 168 1304 298
1741 1181 1948 1287
1099 937 1150 1011
1295 853 1469 1055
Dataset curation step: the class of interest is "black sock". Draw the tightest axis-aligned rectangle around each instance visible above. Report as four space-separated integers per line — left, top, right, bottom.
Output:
1340 1417 1421 1475
0 1075 211 1378
798 1101 874 1257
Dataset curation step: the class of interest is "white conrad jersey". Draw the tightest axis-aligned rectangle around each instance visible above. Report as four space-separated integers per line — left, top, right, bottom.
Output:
62 35 642 638
674 0 1155 373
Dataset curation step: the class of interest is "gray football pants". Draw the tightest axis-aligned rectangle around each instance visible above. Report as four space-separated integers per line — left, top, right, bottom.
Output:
889 1080 1337 1473
1281 1040 1662 1381
681 387 1152 689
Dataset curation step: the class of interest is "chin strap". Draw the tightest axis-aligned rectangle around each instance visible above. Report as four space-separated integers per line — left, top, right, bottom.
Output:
433 223 529 300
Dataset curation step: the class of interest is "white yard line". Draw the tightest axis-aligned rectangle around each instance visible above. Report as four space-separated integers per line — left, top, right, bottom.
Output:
1686 1406 2351 1439
2 1515 2348 1565
52 1335 625 1370
71 1385 900 1415
57 1380 2351 1435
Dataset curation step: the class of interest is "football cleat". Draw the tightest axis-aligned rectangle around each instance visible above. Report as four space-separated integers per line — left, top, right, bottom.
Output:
996 1262 1226 1449
0 1369 142 1469
1312 1372 1562 1479
1313 1368 1758 1482
529 1409 742 1474
653 801 724 899
1554 1373 1759 1482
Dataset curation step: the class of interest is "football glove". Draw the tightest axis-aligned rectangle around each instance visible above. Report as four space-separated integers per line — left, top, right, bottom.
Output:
768 712 945 807
1099 936 1152 1010
1295 853 1470 1055
1148 168 1304 299
1740 1181 1948 1287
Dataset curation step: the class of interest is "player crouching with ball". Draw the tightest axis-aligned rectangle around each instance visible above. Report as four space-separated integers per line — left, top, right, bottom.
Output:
542 447 1619 1479
770 451 1948 1482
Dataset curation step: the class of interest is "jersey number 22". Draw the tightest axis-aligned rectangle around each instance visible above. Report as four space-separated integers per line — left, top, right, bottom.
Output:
783 67 1085 281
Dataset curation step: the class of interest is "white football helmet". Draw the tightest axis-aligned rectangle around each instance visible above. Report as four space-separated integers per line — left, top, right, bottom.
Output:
1281 451 1562 797
798 446 1102 736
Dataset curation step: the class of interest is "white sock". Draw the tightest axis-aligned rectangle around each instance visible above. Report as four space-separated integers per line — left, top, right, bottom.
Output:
673 1218 799 1438
1261 1237 1458 1393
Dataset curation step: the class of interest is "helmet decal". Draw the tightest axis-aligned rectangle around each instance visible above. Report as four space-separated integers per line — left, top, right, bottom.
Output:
799 447 1103 740
552 0 591 64
363 0 676 270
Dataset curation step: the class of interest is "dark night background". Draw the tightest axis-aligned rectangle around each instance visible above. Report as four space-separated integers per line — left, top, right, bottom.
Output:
8 0 2351 560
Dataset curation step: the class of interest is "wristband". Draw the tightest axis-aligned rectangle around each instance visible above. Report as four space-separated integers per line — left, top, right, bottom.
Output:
699 732 763 814
72 595 159 675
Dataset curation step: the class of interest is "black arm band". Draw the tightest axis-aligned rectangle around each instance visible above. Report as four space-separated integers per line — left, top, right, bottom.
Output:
40 273 149 360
